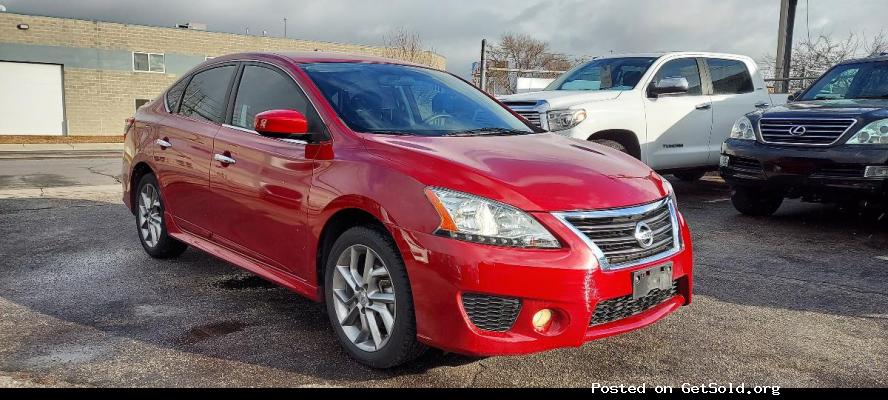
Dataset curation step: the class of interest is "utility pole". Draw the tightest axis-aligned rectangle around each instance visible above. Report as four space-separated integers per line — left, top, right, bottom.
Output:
480 39 488 92
775 0 798 93
283 18 287 38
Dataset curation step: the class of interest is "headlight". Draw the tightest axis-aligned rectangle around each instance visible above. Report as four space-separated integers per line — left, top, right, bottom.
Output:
424 187 560 248
846 119 888 144
546 109 587 131
729 116 756 140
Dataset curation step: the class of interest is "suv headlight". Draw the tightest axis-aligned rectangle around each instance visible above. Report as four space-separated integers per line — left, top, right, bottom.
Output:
729 116 756 140
546 109 587 131
424 187 560 248
846 119 888 144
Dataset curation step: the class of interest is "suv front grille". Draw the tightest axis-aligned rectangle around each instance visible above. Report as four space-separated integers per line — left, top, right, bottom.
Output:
462 293 521 332
759 118 857 145
590 280 679 326
559 199 678 268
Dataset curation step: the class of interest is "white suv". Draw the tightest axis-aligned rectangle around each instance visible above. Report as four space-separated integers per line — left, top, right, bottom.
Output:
499 52 775 180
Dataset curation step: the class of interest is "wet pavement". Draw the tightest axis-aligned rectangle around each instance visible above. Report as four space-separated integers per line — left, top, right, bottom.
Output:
0 158 886 387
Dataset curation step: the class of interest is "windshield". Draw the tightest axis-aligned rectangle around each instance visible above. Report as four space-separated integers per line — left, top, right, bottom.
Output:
300 62 535 136
800 60 888 101
545 57 658 91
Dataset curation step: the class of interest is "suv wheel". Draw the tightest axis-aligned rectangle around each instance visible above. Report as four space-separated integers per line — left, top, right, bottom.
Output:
592 139 629 154
135 174 188 258
674 170 707 181
731 186 784 216
324 226 426 368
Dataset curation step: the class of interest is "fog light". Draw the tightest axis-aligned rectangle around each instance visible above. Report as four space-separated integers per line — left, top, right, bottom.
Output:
532 309 553 331
864 166 888 178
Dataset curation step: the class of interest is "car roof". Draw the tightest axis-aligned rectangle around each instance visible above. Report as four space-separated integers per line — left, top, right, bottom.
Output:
839 53 888 64
596 51 754 60
206 51 424 67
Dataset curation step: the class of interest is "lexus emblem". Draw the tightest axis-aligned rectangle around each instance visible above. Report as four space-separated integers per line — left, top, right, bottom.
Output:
789 125 807 136
634 222 654 248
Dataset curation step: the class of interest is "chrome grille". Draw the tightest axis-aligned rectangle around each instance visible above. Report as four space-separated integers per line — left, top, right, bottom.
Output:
514 110 542 128
759 118 857 145
556 198 679 269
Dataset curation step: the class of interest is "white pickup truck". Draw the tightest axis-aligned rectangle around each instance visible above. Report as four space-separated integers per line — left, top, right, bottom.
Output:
499 52 776 180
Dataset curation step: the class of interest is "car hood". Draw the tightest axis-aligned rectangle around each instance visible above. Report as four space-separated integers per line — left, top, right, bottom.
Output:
361 133 668 212
498 90 623 109
763 99 888 118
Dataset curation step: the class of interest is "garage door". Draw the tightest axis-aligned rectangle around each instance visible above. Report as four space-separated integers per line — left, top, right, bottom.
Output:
0 62 65 135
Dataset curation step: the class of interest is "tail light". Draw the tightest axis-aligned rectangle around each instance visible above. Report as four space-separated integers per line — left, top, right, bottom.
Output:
124 117 135 138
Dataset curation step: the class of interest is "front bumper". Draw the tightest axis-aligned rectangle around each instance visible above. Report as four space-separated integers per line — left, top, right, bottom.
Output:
388 211 693 357
720 139 888 200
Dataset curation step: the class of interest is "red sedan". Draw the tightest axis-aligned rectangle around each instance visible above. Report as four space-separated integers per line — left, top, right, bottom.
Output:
122 52 693 368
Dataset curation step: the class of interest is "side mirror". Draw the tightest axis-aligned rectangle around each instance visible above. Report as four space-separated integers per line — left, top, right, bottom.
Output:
648 77 690 97
787 90 802 102
254 109 309 138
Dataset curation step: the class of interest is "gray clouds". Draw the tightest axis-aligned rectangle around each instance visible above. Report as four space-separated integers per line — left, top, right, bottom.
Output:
3 0 886 77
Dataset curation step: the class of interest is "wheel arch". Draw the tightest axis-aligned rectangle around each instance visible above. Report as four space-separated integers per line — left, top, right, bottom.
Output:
588 129 642 160
129 161 155 215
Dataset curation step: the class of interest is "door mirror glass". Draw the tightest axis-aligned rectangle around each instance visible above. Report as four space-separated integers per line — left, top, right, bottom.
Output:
254 109 309 137
787 90 803 102
648 77 690 97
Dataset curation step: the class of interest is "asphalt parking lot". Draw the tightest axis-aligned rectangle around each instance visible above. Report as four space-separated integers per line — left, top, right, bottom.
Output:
0 157 886 388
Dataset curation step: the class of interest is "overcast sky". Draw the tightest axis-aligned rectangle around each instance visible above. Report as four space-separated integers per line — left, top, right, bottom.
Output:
3 0 886 77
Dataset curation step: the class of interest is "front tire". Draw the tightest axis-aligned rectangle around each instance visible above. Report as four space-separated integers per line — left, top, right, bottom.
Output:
674 170 707 182
135 174 187 258
324 226 426 368
731 186 784 216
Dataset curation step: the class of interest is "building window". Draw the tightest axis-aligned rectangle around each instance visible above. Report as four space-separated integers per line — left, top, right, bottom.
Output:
133 52 165 73
135 98 151 110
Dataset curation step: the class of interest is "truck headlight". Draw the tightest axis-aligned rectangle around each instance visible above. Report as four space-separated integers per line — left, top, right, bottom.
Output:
846 119 888 144
729 116 756 140
424 187 560 248
546 109 587 131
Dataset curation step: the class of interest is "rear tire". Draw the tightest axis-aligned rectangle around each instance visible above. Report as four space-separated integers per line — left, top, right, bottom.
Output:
731 186 783 216
674 170 707 182
592 139 629 155
135 174 187 259
324 226 426 368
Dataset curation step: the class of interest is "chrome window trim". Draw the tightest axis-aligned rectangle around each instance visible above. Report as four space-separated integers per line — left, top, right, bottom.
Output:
757 117 859 146
552 197 682 271
221 123 309 145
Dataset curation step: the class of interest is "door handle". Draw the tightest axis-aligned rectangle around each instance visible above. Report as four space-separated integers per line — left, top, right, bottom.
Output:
155 138 172 149
695 103 711 110
214 153 237 165
755 101 770 108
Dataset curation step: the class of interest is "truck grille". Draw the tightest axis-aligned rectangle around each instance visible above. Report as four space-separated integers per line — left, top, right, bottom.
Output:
462 293 521 332
514 110 542 128
590 280 679 326
559 199 678 268
759 118 857 145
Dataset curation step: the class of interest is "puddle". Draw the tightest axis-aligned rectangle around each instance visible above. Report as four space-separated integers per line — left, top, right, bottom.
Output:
182 320 246 344
212 274 278 291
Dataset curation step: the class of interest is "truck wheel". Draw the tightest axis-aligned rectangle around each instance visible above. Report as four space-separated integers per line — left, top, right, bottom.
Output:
324 226 427 368
593 139 629 155
674 170 707 181
731 187 783 216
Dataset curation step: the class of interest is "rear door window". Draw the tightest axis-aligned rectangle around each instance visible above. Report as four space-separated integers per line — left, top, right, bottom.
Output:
707 58 754 94
165 78 189 113
179 65 236 123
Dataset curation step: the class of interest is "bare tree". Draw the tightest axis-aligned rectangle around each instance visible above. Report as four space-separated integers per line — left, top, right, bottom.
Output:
382 27 435 67
763 30 888 92
483 33 579 94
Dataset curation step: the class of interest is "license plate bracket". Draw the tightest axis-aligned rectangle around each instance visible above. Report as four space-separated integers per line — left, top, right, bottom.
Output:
632 263 673 300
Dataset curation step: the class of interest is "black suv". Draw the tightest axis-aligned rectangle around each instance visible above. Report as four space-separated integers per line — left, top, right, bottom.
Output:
720 54 888 216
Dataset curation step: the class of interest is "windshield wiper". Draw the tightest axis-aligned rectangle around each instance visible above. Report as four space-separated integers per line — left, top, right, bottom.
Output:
364 130 414 136
440 128 533 137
